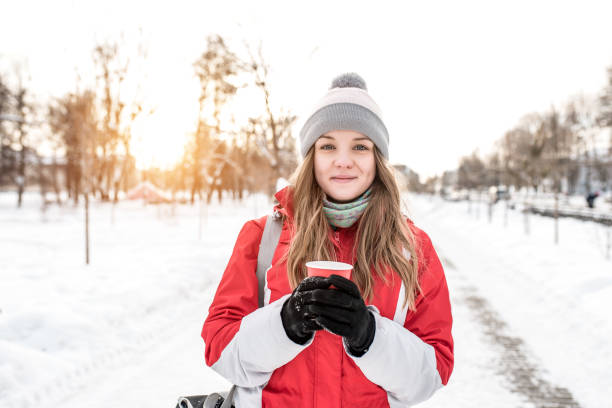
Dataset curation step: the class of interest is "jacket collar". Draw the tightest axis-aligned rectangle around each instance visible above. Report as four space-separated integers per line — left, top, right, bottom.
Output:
273 185 295 221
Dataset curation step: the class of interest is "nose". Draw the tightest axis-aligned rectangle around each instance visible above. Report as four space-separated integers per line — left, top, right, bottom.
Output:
333 150 354 168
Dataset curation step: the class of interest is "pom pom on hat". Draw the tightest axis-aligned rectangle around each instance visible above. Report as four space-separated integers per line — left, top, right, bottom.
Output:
330 73 367 91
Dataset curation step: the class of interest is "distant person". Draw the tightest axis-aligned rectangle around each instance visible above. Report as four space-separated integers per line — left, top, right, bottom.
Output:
201 73 454 407
586 191 599 208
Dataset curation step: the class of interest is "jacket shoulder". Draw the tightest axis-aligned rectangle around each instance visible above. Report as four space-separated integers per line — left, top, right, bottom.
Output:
403 216 432 250
228 217 267 254
404 218 443 282
251 215 268 231
237 214 283 246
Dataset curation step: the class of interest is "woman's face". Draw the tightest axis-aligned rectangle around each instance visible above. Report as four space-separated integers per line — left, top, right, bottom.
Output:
313 130 376 203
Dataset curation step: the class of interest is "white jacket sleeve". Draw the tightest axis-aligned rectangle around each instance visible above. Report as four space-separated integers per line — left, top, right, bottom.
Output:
344 309 443 406
211 294 313 387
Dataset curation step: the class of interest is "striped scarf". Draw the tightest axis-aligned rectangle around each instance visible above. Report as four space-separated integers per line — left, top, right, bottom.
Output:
322 187 372 228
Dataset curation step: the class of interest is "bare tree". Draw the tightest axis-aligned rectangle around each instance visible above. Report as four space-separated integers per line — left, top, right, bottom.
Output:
542 107 567 244
43 123 64 205
191 35 243 204
542 107 574 190
246 43 297 195
92 41 126 200
567 94 608 193
0 74 12 187
48 90 98 205
484 152 502 187
599 66 612 143
90 39 145 202
498 113 551 192
564 95 601 193
2 72 57 207
12 75 35 208
457 150 486 190
597 66 612 190
423 175 440 195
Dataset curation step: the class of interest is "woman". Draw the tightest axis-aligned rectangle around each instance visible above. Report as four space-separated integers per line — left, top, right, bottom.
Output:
202 73 453 407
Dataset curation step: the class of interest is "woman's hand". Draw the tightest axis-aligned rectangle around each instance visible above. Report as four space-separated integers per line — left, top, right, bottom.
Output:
281 276 330 345
304 274 376 357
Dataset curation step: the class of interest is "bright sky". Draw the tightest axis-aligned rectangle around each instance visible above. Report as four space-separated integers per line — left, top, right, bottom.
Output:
2 0 612 179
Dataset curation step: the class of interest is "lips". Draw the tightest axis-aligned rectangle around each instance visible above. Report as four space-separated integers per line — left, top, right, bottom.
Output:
331 176 357 183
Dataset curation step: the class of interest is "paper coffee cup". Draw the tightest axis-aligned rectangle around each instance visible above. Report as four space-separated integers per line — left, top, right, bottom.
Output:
306 261 352 279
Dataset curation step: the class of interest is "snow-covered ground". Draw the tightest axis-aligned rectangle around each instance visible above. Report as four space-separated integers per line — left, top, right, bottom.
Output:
1 191 610 407
406 194 612 408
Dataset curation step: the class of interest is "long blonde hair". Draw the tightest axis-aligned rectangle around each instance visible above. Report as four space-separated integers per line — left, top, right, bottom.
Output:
284 147 422 310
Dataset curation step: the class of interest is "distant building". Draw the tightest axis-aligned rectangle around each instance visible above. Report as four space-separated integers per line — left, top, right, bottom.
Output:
571 152 612 195
126 181 170 204
570 129 612 195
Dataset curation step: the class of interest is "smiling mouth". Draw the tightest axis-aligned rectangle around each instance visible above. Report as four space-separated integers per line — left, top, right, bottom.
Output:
331 177 356 183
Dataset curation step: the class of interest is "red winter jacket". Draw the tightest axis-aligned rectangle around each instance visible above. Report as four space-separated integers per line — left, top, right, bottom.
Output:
202 187 453 407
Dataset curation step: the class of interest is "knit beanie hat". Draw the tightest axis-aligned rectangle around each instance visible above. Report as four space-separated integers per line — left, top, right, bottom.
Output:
299 72 389 159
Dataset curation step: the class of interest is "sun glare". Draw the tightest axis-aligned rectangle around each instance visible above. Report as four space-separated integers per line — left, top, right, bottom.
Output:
131 113 188 170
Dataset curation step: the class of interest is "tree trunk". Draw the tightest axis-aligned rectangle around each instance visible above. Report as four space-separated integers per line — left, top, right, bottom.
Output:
84 190 90 264
52 154 62 204
38 156 47 204
74 162 81 206
16 125 26 208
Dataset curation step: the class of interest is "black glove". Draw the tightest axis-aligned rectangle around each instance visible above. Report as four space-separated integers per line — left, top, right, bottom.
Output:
281 276 330 345
303 274 376 357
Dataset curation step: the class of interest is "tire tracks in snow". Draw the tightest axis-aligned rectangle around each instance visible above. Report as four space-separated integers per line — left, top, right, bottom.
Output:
440 255 582 408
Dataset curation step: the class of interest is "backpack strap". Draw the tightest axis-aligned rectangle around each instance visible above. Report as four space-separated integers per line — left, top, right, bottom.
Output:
256 211 283 308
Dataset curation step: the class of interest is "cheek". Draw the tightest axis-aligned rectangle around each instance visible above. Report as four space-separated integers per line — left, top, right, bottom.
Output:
313 154 326 183
367 167 376 183
361 155 376 178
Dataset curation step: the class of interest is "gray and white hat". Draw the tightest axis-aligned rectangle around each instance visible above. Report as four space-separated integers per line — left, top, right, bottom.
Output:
299 73 389 159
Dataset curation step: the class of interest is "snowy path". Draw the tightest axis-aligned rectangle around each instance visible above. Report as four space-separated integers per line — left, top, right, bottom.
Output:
437 258 580 408
413 258 535 408
461 285 580 408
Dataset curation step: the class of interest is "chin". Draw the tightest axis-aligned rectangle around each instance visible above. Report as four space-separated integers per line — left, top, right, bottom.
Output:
328 196 353 204
325 189 364 203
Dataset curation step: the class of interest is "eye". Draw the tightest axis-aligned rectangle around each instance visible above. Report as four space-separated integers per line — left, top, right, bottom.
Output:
354 144 370 151
319 144 335 150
